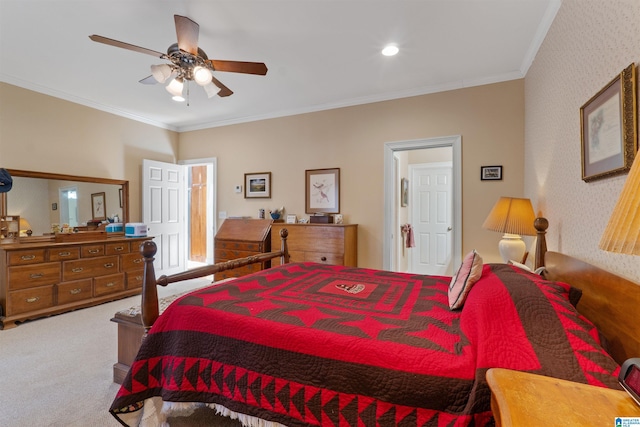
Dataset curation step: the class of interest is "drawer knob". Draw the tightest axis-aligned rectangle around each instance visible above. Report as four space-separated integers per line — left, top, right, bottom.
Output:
30 273 44 279
105 282 115 287
114 246 124 251
321 256 327 262
133 258 142 264
71 267 84 273
26 296 40 303
104 262 115 268
21 255 36 261
88 249 101 254
69 288 82 295
58 251 72 257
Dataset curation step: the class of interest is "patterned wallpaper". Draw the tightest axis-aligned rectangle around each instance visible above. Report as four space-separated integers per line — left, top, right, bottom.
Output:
524 0 640 281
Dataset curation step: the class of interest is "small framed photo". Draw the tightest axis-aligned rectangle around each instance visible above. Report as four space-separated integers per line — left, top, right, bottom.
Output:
480 166 503 181
244 172 271 198
334 214 343 224
52 203 58 211
400 178 409 207
580 63 637 182
305 168 340 214
286 214 297 224
91 192 107 220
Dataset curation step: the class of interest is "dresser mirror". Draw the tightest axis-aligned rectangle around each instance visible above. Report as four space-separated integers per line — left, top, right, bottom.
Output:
0 169 128 238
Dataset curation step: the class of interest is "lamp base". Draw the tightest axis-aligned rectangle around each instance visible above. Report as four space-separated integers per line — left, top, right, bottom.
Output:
498 233 526 263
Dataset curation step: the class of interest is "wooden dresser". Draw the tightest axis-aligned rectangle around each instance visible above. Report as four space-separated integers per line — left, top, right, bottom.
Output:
214 218 273 279
0 236 150 329
271 223 357 267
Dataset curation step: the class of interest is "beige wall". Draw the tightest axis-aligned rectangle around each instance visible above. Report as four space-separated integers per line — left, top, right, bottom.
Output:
524 0 640 282
1 77 525 270
0 83 180 223
180 80 526 268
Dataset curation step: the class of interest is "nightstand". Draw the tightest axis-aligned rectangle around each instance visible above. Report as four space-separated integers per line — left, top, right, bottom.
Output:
486 368 640 426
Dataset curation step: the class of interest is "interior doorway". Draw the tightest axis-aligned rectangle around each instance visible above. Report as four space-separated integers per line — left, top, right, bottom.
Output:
383 136 462 274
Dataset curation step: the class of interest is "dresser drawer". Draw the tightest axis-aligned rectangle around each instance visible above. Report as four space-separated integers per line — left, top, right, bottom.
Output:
94 273 125 296
215 240 263 252
57 279 93 305
303 252 343 265
106 242 131 255
48 246 80 261
121 252 144 271
7 249 46 266
216 263 263 280
9 285 55 315
7 263 61 290
81 244 105 258
62 256 119 281
215 248 262 262
125 271 144 289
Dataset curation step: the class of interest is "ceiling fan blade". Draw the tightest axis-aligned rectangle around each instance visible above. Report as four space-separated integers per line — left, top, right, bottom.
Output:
211 76 233 97
174 15 199 55
209 60 268 75
139 75 157 85
89 35 164 58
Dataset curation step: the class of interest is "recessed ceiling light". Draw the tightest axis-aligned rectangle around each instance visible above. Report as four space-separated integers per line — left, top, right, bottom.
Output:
382 44 399 56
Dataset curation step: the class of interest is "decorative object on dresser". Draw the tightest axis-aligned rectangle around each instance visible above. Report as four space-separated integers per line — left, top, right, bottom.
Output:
270 222 357 267
0 215 20 243
305 168 340 214
0 236 150 329
244 172 271 198
213 218 272 280
581 63 637 182
482 197 536 263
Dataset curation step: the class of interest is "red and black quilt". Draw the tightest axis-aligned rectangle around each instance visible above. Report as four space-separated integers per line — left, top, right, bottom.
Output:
110 262 620 426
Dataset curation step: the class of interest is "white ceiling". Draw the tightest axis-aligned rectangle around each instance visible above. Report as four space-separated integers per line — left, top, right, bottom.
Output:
0 1 559 132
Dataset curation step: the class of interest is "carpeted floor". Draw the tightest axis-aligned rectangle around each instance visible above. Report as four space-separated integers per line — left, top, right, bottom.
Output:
0 277 216 427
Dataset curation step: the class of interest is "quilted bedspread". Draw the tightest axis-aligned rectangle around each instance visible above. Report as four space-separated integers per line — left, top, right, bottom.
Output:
110 262 620 426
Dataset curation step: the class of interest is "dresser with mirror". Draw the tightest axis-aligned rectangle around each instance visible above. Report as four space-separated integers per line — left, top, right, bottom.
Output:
0 169 150 329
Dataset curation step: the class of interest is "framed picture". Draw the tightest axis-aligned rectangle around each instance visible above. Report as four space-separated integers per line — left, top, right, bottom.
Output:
244 172 271 198
400 178 409 207
334 214 343 224
286 214 297 224
305 168 340 214
119 188 123 208
581 63 637 182
481 166 503 181
91 192 106 220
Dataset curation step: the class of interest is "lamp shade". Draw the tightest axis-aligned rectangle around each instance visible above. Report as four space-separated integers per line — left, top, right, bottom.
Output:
600 153 640 255
483 197 537 236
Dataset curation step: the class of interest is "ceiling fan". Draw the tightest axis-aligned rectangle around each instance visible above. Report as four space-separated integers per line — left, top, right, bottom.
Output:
89 15 267 101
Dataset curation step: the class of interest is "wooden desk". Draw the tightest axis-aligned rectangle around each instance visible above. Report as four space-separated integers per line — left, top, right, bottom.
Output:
487 368 640 426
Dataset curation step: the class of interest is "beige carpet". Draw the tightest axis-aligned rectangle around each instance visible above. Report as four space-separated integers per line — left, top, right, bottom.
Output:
0 277 215 427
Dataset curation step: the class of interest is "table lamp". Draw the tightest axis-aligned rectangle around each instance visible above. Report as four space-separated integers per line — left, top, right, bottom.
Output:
20 218 32 236
483 197 537 263
600 151 640 255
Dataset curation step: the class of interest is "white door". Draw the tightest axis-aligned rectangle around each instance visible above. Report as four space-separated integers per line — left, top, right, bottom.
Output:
142 159 186 276
409 163 453 276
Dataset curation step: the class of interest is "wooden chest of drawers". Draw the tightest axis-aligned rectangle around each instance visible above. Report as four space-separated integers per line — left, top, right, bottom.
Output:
0 236 150 329
271 223 358 267
214 218 272 279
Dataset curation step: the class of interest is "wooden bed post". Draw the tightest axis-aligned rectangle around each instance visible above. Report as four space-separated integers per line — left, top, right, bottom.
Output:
280 228 290 265
534 217 548 270
140 241 159 335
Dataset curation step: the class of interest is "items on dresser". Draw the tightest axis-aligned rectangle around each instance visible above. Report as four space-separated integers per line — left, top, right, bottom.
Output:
214 218 273 280
0 236 150 329
270 223 357 266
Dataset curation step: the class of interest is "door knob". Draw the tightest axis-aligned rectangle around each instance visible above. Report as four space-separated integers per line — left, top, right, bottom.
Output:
447 227 452 231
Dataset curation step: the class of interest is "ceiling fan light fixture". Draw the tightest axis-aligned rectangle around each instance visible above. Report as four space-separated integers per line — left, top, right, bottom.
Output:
193 66 213 86
203 82 220 98
166 77 184 97
172 95 185 102
151 64 172 83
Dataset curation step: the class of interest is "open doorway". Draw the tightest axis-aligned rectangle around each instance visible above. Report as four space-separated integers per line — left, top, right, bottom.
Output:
383 136 462 274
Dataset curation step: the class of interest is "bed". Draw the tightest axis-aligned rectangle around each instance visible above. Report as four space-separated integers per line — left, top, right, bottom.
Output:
110 221 640 426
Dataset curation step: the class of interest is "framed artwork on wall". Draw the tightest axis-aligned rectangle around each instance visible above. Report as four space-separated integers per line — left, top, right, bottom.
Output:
481 166 503 181
400 178 409 207
91 192 106 220
580 63 637 182
244 172 271 198
305 168 340 214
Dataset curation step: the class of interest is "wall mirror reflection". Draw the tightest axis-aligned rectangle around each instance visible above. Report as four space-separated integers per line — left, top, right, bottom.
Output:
1 169 128 237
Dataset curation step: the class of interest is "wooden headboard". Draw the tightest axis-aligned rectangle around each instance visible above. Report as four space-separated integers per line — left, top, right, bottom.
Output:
542 251 640 365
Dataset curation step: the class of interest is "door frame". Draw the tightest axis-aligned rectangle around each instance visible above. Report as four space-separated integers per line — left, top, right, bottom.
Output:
383 136 462 271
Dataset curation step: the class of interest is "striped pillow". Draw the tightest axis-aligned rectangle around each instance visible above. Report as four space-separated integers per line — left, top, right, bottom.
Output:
448 250 483 310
